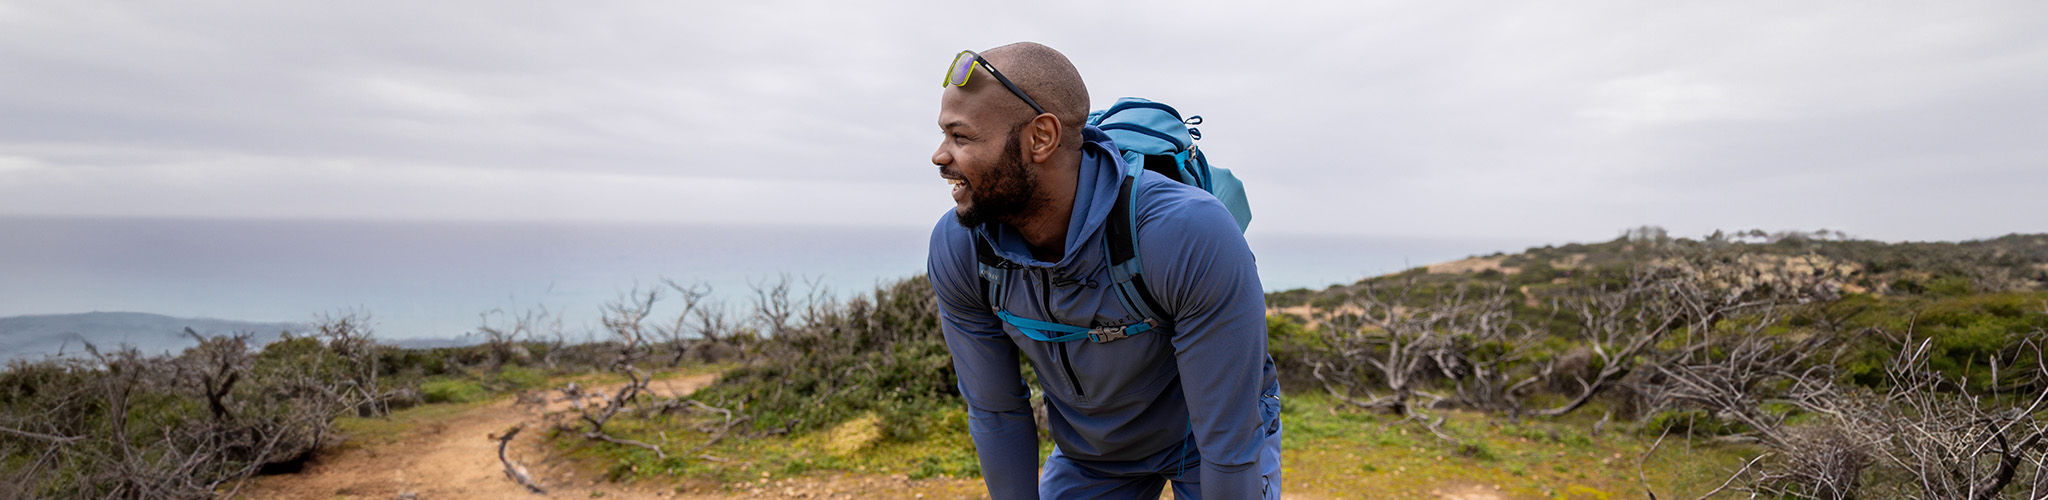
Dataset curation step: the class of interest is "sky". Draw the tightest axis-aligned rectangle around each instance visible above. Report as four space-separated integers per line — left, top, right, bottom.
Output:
1 0 2044 243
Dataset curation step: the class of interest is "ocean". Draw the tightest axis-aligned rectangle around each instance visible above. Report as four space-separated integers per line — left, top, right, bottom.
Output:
0 217 1541 341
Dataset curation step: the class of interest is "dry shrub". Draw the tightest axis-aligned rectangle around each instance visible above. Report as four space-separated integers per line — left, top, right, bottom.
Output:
0 316 390 499
1747 424 1872 500
689 275 951 436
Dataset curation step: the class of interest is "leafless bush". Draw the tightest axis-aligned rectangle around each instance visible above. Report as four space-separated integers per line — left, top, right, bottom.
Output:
531 308 570 371
751 274 797 337
1441 283 1550 415
313 311 395 417
475 306 554 369
689 300 745 363
1538 250 1842 419
0 328 357 500
1642 329 1844 445
1841 333 2048 499
1743 424 1873 500
725 274 833 363
797 275 839 329
1307 278 1539 418
1664 331 2048 500
1306 277 1449 416
558 286 669 458
655 278 712 366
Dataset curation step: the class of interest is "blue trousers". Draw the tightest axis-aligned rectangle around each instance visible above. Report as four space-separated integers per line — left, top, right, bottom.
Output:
1038 422 1282 499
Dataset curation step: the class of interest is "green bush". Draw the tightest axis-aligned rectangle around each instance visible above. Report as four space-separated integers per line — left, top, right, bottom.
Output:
1925 275 1976 296
1834 292 2048 391
690 276 954 435
1266 314 1317 388
421 377 488 404
489 365 549 392
1515 261 1560 285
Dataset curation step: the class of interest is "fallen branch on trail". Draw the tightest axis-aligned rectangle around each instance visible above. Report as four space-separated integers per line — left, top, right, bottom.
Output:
588 431 668 460
684 400 750 457
492 425 545 494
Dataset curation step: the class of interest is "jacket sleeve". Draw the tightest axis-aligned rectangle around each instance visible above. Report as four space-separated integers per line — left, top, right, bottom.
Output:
927 216 1039 500
1137 193 1269 500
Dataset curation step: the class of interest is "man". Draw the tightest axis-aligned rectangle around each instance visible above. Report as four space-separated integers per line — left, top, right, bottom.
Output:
925 42 1282 500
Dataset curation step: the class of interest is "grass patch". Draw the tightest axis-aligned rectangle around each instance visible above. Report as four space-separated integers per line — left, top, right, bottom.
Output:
334 398 490 447
551 403 993 488
1274 391 1759 499
549 387 1760 499
421 376 489 404
487 364 550 392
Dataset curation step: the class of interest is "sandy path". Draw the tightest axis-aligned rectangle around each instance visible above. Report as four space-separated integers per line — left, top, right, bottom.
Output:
235 374 1381 500
234 374 722 499
235 374 993 500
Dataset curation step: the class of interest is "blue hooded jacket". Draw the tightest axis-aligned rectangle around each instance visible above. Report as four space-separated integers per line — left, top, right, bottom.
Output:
928 125 1280 499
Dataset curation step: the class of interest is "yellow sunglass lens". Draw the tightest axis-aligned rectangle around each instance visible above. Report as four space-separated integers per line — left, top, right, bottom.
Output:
946 51 978 87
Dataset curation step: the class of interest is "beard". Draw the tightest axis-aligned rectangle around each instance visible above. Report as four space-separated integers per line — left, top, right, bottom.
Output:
953 122 1046 228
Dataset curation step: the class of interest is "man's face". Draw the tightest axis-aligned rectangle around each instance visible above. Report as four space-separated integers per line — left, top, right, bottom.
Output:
935 90 1044 228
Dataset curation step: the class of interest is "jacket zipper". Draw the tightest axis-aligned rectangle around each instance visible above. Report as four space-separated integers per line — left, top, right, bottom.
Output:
1055 342 1085 397
1041 269 1086 397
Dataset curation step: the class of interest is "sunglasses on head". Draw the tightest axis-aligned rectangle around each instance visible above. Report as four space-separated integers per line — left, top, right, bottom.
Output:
943 50 1047 115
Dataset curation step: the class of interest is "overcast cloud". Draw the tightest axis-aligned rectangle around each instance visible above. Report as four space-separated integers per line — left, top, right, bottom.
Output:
1 0 2043 242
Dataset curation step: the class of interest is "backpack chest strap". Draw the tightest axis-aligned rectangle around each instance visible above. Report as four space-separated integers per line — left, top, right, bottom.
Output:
994 310 1158 343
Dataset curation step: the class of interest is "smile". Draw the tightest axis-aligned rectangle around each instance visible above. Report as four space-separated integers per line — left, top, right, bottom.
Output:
943 176 967 201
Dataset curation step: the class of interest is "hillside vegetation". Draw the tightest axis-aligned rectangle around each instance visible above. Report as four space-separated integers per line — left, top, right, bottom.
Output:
4 229 2047 499
547 229 2048 499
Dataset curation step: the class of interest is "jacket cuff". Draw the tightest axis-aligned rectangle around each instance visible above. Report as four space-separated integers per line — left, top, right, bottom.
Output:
1203 462 1261 499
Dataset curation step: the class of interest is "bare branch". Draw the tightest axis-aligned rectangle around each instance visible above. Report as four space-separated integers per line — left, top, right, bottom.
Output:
0 426 81 444
493 425 545 494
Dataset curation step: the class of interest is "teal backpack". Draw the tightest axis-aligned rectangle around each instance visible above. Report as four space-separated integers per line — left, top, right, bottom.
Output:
1088 98 1252 232
974 97 1252 343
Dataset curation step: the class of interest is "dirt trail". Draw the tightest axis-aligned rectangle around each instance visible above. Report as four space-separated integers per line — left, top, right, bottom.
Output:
236 374 988 500
235 374 720 500
237 373 1378 500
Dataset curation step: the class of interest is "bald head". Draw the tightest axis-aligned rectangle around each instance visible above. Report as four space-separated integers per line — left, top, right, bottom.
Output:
979 42 1090 149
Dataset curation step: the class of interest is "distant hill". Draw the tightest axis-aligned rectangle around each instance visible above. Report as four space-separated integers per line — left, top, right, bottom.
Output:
1268 230 2048 307
0 312 305 361
384 335 485 350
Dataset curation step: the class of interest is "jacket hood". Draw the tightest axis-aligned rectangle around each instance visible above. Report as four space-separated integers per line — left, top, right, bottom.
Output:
975 125 1125 272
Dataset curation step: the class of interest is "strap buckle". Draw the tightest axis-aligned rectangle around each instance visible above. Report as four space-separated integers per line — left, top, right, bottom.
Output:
1087 319 1155 343
1087 325 1130 343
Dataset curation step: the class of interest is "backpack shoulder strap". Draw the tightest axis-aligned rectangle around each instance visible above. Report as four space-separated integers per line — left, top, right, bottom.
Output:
1106 167 1169 326
971 227 1012 310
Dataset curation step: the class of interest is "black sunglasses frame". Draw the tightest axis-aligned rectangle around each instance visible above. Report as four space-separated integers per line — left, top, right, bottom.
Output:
947 50 1047 116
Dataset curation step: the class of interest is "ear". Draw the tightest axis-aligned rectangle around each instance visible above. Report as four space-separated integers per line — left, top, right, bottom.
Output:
1025 113 1061 164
